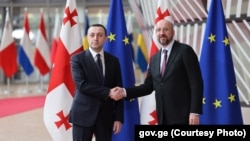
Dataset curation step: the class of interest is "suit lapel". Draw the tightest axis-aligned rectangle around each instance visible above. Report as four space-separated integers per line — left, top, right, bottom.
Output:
85 50 104 84
150 51 162 79
164 42 178 79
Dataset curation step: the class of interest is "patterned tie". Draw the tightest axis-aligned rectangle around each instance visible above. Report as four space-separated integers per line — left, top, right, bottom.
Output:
161 49 168 77
96 54 103 78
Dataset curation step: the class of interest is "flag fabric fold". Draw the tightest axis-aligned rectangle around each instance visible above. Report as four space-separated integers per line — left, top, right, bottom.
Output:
18 9 34 76
126 11 135 61
199 0 243 124
34 9 51 76
50 9 61 65
136 33 148 73
140 0 172 125
43 0 83 140
104 0 140 140
82 10 89 50
0 8 18 78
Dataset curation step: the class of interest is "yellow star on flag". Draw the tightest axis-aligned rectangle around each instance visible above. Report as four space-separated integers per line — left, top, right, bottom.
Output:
208 33 216 43
223 37 230 46
213 99 222 108
123 36 129 45
202 98 206 104
108 32 115 42
228 93 236 103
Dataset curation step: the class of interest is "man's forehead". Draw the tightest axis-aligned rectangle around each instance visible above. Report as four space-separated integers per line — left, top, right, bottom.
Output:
88 27 105 33
156 20 171 27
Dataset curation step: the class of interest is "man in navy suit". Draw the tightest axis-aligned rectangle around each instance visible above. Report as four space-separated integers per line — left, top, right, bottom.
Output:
111 19 203 125
69 24 123 141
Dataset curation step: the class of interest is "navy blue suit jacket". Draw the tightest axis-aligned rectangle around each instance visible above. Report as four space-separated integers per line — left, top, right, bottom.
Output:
126 41 203 124
69 49 124 128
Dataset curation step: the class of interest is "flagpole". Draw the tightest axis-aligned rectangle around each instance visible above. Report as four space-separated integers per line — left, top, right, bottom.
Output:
0 7 18 95
23 75 30 93
37 74 45 93
3 78 10 94
40 75 44 91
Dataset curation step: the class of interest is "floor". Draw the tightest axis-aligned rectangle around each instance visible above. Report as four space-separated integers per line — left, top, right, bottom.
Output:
0 83 250 141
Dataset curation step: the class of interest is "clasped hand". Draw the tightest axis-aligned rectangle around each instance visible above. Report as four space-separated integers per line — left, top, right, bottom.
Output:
109 87 124 101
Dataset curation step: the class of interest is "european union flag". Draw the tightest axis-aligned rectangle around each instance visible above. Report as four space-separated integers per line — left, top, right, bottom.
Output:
104 0 140 140
199 0 243 124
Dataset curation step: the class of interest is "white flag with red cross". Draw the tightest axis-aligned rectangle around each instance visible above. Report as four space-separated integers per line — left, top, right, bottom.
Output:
140 0 173 125
43 0 83 140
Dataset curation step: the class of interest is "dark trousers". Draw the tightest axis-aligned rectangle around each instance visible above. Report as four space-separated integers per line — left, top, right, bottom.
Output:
72 113 112 141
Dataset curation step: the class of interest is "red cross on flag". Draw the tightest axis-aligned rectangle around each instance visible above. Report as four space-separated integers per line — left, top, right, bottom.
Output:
43 0 83 140
140 0 173 125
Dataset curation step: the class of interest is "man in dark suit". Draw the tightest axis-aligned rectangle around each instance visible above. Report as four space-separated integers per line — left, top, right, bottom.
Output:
111 19 203 125
69 24 124 141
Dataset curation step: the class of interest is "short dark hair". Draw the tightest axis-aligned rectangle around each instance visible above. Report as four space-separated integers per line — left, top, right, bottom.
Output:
89 24 107 36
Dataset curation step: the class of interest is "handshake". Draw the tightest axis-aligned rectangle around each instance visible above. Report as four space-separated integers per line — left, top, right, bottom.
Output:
109 87 125 101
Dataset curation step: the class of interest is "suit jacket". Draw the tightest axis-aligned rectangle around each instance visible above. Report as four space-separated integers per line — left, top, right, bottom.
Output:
126 41 203 124
69 49 124 128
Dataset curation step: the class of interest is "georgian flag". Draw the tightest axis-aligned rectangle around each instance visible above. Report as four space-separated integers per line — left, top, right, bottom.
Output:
140 0 173 125
43 0 83 140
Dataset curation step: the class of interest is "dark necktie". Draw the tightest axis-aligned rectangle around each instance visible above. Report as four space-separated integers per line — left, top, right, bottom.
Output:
160 49 168 77
96 54 103 78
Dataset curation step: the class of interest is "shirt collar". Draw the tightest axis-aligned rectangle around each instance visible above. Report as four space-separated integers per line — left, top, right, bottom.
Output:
89 47 104 58
162 39 175 53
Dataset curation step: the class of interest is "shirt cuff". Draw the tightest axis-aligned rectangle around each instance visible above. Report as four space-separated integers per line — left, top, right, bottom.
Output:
122 88 127 97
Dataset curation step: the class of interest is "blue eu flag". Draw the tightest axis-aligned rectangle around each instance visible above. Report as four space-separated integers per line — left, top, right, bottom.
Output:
104 0 140 140
199 0 243 124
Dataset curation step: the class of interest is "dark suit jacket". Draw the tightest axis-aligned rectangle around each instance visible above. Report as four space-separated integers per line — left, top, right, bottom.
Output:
126 41 203 124
69 49 124 129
